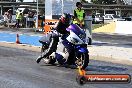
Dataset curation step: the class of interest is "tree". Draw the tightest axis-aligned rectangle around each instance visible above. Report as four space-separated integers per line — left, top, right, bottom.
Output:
17 0 24 2
81 0 88 3
91 0 117 4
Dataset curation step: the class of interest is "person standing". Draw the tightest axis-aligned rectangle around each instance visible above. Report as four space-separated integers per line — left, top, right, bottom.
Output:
73 2 85 28
15 10 23 28
7 9 12 23
3 12 8 27
27 11 34 28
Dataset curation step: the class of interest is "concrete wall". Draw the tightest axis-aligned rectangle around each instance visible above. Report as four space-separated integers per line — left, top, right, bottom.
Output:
93 22 116 33
115 21 132 34
93 21 132 34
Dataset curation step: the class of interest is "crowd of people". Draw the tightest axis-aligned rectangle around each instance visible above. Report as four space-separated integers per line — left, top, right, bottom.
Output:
3 9 44 28
2 1 85 30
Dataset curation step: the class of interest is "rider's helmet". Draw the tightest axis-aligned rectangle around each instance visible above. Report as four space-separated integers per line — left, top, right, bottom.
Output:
60 13 71 27
76 2 82 7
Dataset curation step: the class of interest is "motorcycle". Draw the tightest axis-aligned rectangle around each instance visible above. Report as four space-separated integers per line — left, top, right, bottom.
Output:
39 24 89 69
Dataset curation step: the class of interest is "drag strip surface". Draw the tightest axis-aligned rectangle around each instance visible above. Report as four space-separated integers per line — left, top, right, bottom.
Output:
0 46 131 88
92 33 132 45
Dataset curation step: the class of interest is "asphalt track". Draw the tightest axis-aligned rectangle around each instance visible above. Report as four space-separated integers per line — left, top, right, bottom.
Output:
92 33 132 46
0 46 131 88
0 29 132 87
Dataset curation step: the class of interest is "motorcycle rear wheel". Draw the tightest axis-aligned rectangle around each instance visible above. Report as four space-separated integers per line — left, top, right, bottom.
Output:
43 56 56 65
41 44 56 65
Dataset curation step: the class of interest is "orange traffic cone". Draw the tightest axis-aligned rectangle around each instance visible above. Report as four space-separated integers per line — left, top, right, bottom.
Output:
16 34 20 44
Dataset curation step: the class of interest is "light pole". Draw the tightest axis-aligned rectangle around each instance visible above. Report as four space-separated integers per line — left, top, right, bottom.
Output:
36 0 38 31
116 0 119 4
62 0 64 14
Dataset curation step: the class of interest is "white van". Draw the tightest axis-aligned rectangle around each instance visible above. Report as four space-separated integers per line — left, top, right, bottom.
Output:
103 14 125 23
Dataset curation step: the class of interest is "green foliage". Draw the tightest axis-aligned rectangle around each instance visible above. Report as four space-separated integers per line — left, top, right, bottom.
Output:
18 0 24 2
80 0 88 3
91 0 117 4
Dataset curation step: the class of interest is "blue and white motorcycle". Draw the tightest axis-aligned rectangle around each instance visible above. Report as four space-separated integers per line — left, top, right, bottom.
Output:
40 24 89 69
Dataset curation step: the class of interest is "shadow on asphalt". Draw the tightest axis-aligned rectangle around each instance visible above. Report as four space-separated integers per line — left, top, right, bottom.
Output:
86 65 128 73
40 63 78 69
39 62 128 73
92 42 109 46
92 42 132 48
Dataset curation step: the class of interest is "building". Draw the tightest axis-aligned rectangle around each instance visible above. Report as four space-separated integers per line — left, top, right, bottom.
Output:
0 0 16 15
0 1 44 15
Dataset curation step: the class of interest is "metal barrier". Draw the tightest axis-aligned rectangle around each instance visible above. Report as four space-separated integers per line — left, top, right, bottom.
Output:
26 17 34 28
84 16 92 45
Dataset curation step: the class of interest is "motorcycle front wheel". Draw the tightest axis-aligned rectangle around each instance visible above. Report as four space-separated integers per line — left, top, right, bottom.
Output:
75 53 89 69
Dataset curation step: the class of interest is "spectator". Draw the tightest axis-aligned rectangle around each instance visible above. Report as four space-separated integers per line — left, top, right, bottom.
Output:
40 16 45 31
3 12 8 27
27 11 34 28
7 9 12 23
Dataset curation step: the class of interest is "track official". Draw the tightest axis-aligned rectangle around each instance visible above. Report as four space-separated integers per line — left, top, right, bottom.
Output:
73 2 85 28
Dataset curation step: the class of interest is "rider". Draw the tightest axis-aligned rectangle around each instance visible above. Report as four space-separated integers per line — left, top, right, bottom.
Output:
36 13 75 65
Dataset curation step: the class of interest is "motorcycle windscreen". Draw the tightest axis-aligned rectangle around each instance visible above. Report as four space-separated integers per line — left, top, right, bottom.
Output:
66 24 86 39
